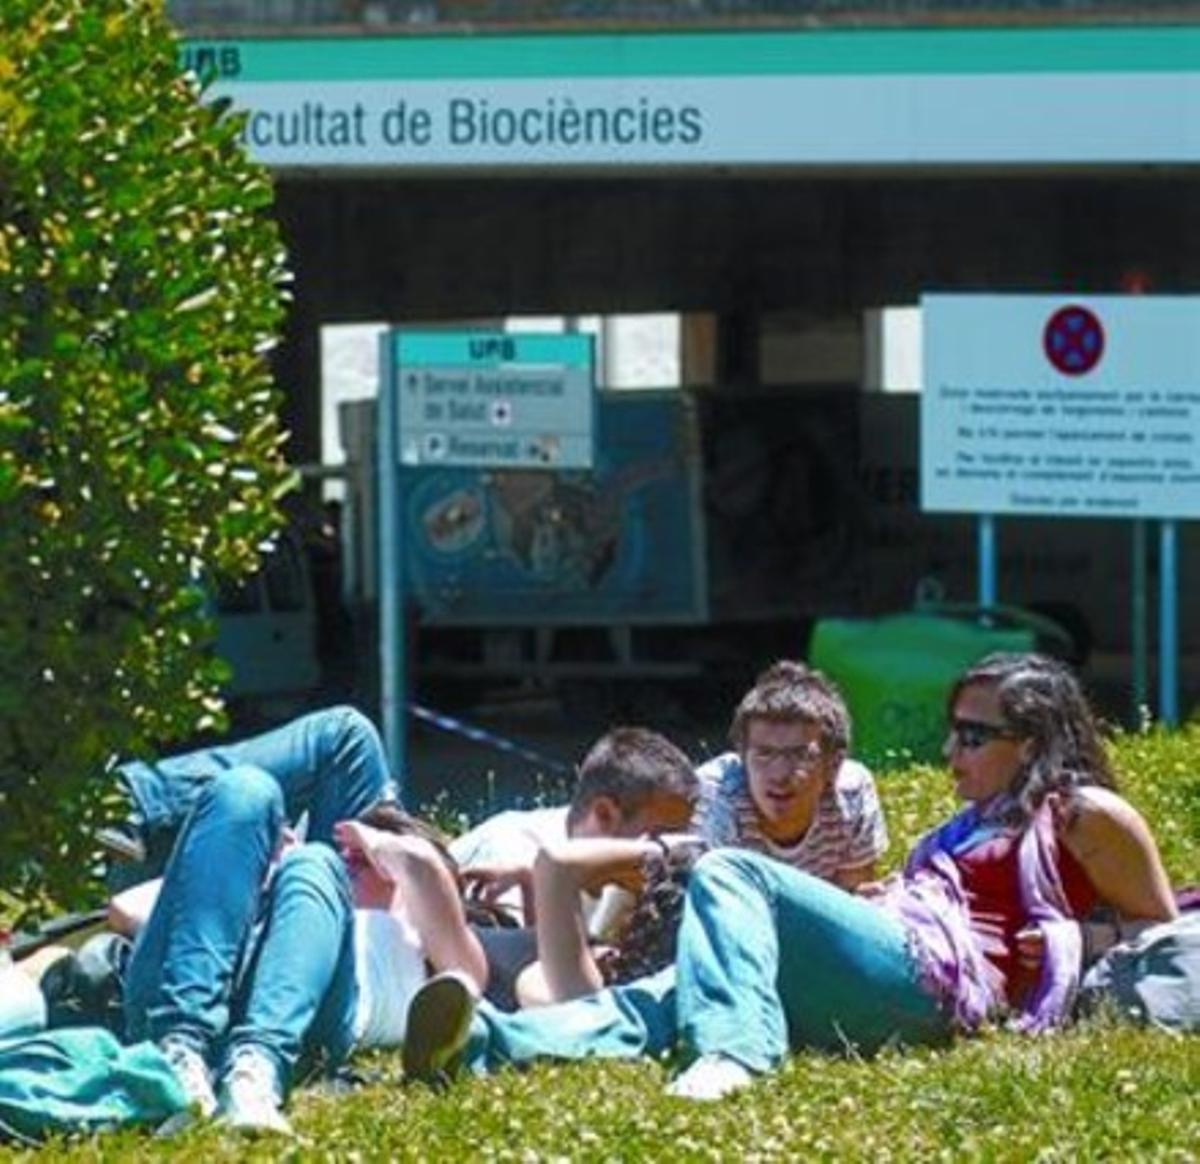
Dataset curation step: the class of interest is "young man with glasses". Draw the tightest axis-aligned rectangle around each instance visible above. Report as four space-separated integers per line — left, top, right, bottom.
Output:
693 659 887 889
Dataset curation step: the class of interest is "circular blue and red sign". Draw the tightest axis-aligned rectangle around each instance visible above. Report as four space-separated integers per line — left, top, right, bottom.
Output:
1043 304 1105 376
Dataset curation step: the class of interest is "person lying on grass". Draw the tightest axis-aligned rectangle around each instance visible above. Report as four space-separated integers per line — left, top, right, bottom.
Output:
106 657 887 1133
402 652 1178 1101
105 726 699 1136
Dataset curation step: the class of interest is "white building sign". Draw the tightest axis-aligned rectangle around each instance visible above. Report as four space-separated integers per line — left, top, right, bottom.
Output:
920 294 1200 520
184 28 1200 172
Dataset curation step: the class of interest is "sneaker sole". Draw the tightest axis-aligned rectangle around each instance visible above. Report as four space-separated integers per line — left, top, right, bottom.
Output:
402 973 475 1083
95 825 147 864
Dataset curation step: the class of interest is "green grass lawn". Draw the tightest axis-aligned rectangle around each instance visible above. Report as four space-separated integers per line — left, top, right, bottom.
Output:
10 727 1200 1161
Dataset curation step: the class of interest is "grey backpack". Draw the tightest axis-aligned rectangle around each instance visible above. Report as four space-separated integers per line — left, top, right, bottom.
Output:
1079 912 1200 1033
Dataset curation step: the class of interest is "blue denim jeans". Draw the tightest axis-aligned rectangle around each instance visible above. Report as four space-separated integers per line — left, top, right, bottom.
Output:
467 966 678 1071
228 844 358 1082
467 849 948 1074
117 706 395 880
676 849 949 1069
124 771 358 1087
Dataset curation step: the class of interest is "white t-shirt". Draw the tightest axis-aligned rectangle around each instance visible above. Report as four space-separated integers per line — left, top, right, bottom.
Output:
692 752 888 879
448 806 570 925
351 908 428 1048
448 804 618 933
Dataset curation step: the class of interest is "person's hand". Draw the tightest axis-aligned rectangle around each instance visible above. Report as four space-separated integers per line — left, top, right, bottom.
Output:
854 880 887 899
460 862 532 906
333 819 399 878
334 819 404 909
651 833 707 863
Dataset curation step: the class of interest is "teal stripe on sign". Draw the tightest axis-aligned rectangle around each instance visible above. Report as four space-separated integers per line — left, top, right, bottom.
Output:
396 332 592 368
188 25 1200 84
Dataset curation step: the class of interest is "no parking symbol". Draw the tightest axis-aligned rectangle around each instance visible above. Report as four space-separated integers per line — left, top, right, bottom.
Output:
1043 304 1105 375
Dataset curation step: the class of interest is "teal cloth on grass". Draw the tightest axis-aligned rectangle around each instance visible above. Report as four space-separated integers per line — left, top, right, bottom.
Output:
0 1027 185 1145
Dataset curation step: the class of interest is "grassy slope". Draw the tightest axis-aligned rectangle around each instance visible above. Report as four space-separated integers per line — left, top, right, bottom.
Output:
13 728 1200 1161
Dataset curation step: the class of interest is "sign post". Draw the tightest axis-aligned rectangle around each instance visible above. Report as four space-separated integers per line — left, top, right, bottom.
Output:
377 330 595 785
1161 520 1179 725
922 294 1200 724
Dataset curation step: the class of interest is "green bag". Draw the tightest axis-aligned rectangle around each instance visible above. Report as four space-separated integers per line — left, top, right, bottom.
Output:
809 611 1035 766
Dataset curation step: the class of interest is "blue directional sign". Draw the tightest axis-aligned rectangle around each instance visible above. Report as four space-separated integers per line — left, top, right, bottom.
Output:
392 331 595 470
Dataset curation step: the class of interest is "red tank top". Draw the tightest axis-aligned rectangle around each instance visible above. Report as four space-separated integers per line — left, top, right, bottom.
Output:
954 827 1098 1005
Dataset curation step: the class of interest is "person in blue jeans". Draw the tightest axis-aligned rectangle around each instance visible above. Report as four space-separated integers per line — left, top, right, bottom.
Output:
402 845 947 1102
404 653 1178 1101
114 707 396 1133
104 705 397 886
117 718 700 1135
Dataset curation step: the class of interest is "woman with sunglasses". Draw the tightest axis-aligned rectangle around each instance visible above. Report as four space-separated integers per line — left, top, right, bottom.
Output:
404 652 1177 1101
655 650 1179 1097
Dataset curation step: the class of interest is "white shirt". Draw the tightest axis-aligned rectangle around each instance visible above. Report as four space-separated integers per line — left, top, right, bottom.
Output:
448 804 616 932
351 908 427 1048
448 806 570 925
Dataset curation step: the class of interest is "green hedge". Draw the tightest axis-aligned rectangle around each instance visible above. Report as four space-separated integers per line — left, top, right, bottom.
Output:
0 0 291 923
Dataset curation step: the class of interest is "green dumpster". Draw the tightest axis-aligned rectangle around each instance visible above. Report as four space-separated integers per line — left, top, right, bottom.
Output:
808 612 1037 767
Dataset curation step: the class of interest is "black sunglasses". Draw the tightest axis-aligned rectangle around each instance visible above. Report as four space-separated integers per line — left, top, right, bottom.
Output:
948 718 1018 751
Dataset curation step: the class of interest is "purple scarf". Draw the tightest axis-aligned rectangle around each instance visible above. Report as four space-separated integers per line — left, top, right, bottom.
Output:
881 799 1083 1033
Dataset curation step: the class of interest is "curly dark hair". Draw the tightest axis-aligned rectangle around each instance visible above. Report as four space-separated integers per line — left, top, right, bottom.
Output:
599 842 708 986
948 652 1116 824
729 659 851 757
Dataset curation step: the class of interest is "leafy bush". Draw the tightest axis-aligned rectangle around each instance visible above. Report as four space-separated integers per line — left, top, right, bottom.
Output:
0 0 291 923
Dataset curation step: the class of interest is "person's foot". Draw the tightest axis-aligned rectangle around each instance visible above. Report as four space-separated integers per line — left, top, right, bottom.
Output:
666 1054 755 1101
402 970 478 1084
218 1047 294 1137
157 1038 217 1135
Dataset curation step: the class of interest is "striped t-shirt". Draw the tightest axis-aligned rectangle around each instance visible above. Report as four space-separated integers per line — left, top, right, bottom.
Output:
692 752 888 879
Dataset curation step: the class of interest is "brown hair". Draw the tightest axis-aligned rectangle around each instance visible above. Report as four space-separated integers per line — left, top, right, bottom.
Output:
566 727 698 833
729 659 851 756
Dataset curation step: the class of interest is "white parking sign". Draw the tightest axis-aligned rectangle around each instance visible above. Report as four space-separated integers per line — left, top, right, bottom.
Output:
921 294 1200 519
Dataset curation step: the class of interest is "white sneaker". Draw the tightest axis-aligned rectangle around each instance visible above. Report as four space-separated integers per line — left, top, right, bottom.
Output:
402 970 478 1084
157 1038 217 1135
666 1054 755 1102
218 1047 294 1137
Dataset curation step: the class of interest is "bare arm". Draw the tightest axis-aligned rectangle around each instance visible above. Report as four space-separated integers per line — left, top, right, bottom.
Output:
530 836 661 1004
334 821 488 991
1015 787 1177 972
1054 786 1178 923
